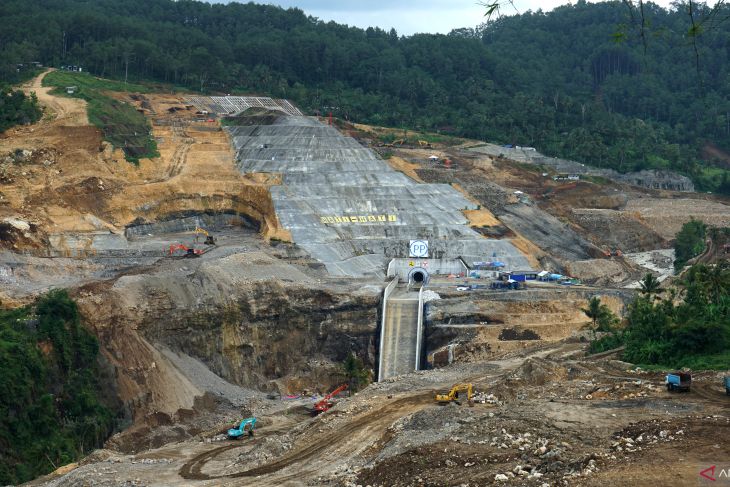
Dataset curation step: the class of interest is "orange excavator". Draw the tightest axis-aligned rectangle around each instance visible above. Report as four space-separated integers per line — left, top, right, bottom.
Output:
601 248 623 258
311 384 348 415
168 243 203 257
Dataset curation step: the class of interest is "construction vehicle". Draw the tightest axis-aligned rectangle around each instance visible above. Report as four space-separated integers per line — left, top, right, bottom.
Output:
168 243 202 257
227 417 256 439
724 376 730 396
665 372 691 392
601 248 624 258
311 384 348 415
490 280 523 290
418 140 432 148
194 227 217 245
383 138 406 148
435 383 474 405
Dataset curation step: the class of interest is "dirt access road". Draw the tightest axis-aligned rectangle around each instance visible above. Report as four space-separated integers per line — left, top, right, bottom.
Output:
21 69 89 126
179 393 433 485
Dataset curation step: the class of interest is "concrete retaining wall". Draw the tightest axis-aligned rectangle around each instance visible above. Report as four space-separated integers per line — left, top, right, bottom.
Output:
416 285 425 371
378 278 399 382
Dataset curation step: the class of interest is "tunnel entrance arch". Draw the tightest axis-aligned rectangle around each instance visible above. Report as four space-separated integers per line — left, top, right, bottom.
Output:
408 267 429 286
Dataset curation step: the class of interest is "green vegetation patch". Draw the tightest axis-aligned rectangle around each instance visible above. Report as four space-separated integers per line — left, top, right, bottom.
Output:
0 86 42 132
42 71 158 164
588 262 730 370
341 353 370 392
0 290 120 485
7 1 730 189
674 219 707 271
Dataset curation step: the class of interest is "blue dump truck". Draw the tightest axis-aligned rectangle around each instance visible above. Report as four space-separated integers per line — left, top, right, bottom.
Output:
725 376 730 396
665 372 691 392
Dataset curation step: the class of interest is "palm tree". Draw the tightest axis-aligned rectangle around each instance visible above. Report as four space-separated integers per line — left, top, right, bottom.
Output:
639 273 662 298
702 262 730 305
582 296 603 327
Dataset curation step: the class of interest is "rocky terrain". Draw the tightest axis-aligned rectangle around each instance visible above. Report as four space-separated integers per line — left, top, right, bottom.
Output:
1 72 729 487
25 343 730 487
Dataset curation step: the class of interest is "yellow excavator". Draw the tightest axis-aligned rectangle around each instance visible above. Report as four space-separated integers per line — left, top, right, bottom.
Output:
435 383 474 405
418 140 432 149
383 138 406 148
194 226 217 245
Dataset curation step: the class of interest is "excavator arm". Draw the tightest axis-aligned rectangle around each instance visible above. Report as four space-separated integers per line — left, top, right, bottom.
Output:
227 417 257 439
435 383 473 403
312 384 348 414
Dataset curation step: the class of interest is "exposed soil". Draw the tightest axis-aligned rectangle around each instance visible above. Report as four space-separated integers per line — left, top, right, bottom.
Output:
1 71 287 256
27 342 730 487
5 87 730 487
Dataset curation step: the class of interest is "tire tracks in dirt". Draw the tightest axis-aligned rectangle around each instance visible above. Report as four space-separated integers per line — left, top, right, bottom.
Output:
691 382 729 406
167 121 194 178
179 393 432 482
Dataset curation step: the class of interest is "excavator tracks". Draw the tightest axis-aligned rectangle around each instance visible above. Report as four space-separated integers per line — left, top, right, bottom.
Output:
179 393 432 482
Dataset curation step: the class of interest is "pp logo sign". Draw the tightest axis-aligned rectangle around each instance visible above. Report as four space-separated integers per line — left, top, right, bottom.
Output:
409 240 429 258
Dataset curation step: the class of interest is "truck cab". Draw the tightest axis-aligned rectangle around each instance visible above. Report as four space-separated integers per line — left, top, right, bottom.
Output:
665 372 691 392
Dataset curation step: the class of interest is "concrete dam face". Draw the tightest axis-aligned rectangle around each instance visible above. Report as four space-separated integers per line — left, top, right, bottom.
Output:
216 103 529 277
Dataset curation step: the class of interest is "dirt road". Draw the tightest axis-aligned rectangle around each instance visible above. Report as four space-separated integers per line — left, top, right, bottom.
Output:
180 393 433 485
22 69 89 126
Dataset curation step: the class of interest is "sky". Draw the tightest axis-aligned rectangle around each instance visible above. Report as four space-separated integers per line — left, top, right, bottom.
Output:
209 0 677 36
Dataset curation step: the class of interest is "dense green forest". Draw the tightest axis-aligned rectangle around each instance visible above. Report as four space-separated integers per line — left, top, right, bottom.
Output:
0 290 121 484
2 0 730 190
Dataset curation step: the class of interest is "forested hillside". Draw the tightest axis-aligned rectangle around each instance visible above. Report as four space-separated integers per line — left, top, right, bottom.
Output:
0 291 121 484
2 0 730 191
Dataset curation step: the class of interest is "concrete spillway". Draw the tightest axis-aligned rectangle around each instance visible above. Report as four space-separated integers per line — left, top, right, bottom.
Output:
225 114 530 277
379 290 420 380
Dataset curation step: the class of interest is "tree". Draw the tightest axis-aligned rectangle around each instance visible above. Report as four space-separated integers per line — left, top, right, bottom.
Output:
0 291 118 485
674 218 707 271
582 296 618 332
2 0 730 190
639 273 662 298
342 353 370 392
0 87 42 132
582 296 603 328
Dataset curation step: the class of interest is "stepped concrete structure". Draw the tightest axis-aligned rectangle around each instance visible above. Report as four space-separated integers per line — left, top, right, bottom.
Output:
210 101 530 277
190 96 302 116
